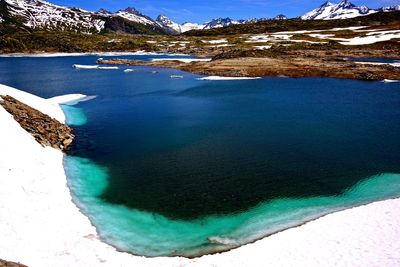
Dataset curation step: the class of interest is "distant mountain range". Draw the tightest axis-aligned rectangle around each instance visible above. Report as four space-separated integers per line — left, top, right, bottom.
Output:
0 0 399 35
301 0 400 20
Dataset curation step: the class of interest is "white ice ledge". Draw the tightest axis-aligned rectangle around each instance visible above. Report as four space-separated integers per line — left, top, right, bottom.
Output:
197 76 262 80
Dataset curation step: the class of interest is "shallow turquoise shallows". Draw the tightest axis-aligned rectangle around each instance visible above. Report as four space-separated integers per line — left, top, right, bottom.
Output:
1 55 400 257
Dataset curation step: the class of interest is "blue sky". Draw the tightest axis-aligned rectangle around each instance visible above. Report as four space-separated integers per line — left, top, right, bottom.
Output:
52 0 400 23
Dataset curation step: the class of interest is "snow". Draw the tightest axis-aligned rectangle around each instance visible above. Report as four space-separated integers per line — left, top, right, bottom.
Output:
151 58 212 63
0 84 188 267
246 32 329 44
337 30 400 45
189 198 400 267
115 11 157 27
254 45 272 50
48 94 96 106
0 84 66 122
1 84 400 267
72 65 119 70
107 39 121 43
73 64 100 69
354 61 400 67
197 76 262 80
124 69 135 73
156 15 182 33
290 40 328 44
309 33 335 38
202 39 228 44
209 44 234 48
97 66 119 70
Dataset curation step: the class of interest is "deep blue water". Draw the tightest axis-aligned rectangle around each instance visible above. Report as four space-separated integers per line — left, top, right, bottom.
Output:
1 55 400 257
346 57 400 63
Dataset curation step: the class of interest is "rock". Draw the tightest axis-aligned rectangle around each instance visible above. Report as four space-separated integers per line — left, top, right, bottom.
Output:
0 259 27 267
0 95 75 152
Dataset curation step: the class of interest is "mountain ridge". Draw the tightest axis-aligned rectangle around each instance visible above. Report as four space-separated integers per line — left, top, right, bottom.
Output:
1 0 399 35
301 0 399 20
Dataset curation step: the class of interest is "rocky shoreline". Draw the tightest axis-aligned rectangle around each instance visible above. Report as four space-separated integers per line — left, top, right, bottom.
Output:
0 95 74 152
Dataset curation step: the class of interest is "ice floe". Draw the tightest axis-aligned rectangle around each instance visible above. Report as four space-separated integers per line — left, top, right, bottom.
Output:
72 64 99 69
124 69 135 73
382 79 400 83
72 64 119 70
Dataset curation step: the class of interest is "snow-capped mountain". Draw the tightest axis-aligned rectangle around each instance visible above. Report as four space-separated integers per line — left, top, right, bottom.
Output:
115 7 159 28
156 15 182 34
301 0 376 20
2 0 398 35
274 14 287 20
0 0 168 34
180 22 205 32
1 0 105 32
379 5 400 12
203 17 241 30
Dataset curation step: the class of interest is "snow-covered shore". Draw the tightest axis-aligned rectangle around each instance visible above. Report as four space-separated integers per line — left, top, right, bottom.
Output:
1 84 400 267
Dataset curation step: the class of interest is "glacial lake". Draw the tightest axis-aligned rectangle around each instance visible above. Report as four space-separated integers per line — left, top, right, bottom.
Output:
1 54 400 257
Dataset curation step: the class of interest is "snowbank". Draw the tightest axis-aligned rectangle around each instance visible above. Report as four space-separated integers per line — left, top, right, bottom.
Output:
1 84 400 267
0 84 67 122
337 30 400 45
48 94 96 106
0 84 187 267
190 198 400 267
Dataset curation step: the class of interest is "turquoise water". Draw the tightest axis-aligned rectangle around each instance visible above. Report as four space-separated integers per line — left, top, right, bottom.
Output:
1 55 400 257
65 155 400 256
